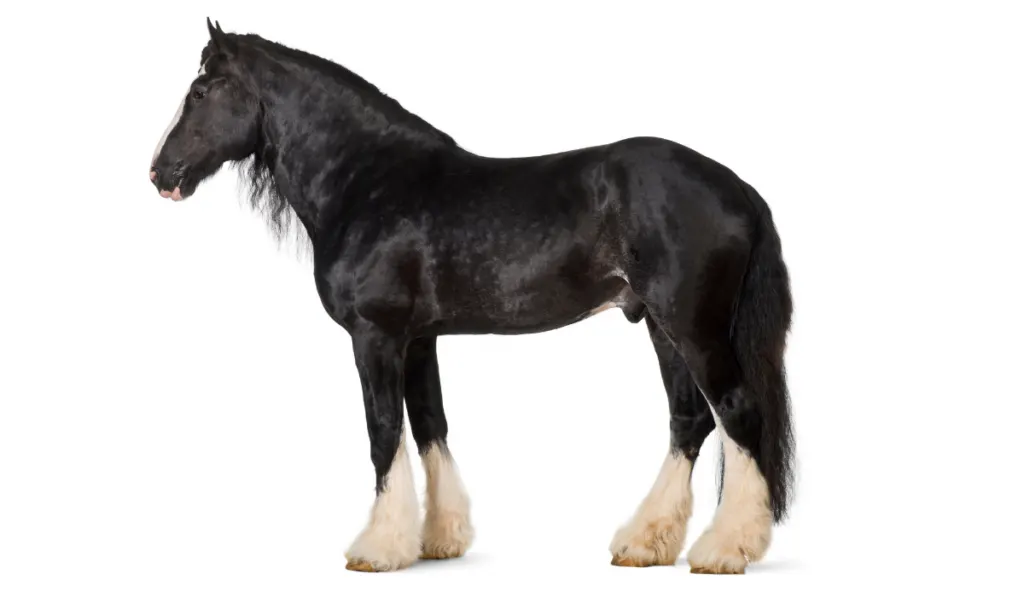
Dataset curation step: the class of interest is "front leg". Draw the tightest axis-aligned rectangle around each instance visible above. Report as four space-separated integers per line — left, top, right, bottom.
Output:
405 337 474 560
345 331 421 572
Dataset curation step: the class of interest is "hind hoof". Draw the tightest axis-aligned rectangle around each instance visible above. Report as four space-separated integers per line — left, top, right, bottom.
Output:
690 564 746 575
420 542 467 560
611 554 675 567
609 516 685 568
686 526 764 575
346 559 389 573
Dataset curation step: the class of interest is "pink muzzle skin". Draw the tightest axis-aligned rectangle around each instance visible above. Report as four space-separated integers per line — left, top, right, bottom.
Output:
159 188 184 201
150 169 184 201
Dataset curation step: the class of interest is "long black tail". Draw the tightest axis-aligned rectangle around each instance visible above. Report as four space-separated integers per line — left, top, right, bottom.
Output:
733 182 795 523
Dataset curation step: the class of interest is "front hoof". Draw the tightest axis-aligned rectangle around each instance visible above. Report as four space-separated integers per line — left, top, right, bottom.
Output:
345 529 420 572
420 544 466 560
420 511 474 560
344 553 415 573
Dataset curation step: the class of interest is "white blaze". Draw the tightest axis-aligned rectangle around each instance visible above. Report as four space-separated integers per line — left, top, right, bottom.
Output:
151 61 208 166
151 94 186 166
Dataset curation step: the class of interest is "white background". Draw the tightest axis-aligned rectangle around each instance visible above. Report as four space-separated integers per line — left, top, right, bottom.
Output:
2 1 1022 595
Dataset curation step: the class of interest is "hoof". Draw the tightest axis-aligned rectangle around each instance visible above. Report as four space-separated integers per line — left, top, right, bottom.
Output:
420 515 473 560
420 498 473 561
420 517 472 560
420 535 471 561
690 564 745 575
686 527 762 575
345 432 421 573
345 559 401 573
420 445 474 562
344 545 418 573
420 536 469 560
608 517 685 568
685 420 772 576
610 553 674 567
420 548 465 560
344 523 420 572
608 451 692 569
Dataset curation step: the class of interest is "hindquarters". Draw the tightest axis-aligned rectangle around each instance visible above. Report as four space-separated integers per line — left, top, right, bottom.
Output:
609 137 761 343
608 138 794 572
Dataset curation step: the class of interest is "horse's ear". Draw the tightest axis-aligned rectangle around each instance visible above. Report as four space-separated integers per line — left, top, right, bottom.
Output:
206 17 219 42
206 17 234 55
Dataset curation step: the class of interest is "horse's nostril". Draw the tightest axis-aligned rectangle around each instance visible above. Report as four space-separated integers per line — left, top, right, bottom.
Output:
150 167 160 183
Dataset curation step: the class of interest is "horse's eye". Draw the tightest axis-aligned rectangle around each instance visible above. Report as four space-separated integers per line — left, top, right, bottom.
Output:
191 89 206 101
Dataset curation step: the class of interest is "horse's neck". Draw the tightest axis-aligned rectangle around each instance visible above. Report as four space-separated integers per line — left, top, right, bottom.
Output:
256 75 449 235
255 82 353 232
257 115 366 236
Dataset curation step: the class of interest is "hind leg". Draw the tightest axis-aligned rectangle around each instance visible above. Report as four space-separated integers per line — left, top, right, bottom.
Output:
609 316 716 567
654 323 773 573
642 245 774 573
404 337 474 560
687 402 773 575
664 337 773 574
675 324 774 573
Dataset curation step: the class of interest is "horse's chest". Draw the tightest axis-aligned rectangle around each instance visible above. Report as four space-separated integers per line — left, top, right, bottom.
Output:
312 238 440 334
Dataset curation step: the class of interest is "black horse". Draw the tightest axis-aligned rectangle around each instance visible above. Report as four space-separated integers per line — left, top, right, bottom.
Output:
150 20 794 574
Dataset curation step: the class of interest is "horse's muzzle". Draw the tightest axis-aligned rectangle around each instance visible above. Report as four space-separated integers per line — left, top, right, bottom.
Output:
149 166 185 201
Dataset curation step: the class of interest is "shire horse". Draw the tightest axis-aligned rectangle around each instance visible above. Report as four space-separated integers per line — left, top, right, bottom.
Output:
150 20 795 574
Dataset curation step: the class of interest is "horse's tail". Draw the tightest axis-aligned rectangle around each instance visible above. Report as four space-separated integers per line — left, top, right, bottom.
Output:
732 181 795 523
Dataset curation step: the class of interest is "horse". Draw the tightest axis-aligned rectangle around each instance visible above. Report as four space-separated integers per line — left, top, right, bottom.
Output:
149 19 795 575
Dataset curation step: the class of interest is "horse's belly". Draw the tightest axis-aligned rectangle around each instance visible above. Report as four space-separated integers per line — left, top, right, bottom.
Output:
429 271 636 335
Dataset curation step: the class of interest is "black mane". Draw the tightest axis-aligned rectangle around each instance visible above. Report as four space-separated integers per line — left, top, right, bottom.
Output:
230 33 456 148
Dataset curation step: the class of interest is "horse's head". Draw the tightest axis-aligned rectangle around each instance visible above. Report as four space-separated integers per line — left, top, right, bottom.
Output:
150 19 259 201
